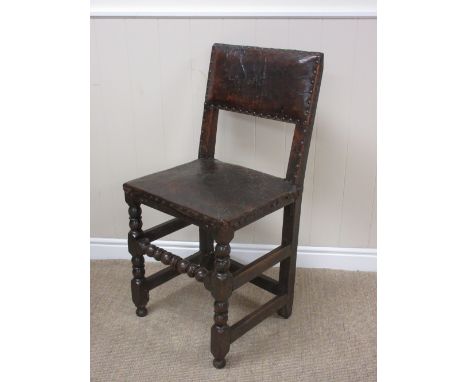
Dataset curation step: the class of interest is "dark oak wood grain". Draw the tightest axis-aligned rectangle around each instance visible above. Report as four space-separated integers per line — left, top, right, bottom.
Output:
142 218 190 242
122 43 324 369
232 245 290 290
229 259 279 294
145 251 203 290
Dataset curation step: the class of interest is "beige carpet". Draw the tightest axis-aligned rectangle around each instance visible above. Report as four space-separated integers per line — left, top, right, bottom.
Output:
91 260 376 382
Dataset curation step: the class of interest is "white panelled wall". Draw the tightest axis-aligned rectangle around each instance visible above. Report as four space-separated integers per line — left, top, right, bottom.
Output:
91 17 376 257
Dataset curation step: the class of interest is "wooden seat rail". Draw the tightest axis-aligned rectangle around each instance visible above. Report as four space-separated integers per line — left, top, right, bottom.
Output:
232 245 290 290
230 294 288 343
145 251 203 290
142 218 190 242
230 259 279 295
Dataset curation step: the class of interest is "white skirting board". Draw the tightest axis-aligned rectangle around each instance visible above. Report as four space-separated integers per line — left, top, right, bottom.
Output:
91 238 376 272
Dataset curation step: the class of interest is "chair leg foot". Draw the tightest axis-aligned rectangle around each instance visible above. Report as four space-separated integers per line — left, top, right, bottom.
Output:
213 358 226 369
131 264 149 317
136 307 148 317
277 304 292 319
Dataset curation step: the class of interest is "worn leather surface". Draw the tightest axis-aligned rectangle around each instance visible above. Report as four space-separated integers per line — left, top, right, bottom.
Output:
124 159 299 229
206 43 323 123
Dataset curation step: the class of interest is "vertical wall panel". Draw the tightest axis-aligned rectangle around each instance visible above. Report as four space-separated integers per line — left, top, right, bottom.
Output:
123 19 170 232
158 19 199 241
93 19 139 238
124 19 165 177
91 19 117 237
308 19 358 247
339 19 377 247
158 20 194 167
189 18 223 152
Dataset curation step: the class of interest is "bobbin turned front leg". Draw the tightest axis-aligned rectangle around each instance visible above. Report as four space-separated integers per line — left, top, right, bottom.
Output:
127 202 149 317
210 228 234 369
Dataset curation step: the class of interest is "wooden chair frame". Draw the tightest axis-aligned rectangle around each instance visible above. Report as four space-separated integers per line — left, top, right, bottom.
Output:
123 43 324 369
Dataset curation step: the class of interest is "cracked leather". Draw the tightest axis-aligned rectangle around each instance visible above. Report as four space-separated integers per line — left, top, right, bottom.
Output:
206 43 323 123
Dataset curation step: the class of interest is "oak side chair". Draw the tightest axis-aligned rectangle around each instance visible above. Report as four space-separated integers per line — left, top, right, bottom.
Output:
123 43 324 369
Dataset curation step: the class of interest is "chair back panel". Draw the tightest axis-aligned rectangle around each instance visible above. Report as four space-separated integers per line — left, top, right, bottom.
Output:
206 43 322 123
199 43 324 187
